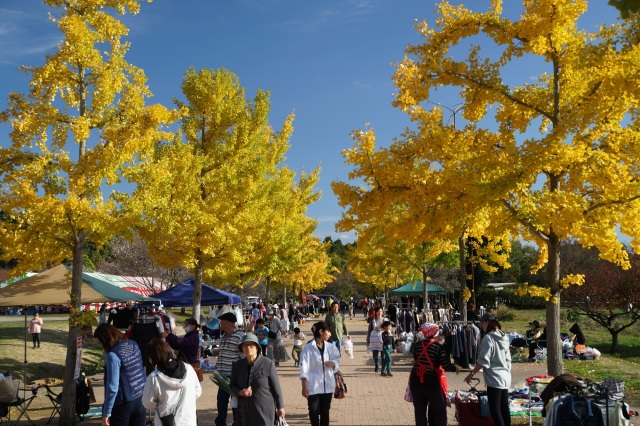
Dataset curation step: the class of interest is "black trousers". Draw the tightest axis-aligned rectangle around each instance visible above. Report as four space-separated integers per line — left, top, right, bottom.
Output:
307 393 332 426
528 340 546 358
410 385 447 426
487 386 511 426
32 333 40 348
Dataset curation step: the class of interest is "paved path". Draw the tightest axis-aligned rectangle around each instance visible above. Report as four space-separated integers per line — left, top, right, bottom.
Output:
10 316 553 425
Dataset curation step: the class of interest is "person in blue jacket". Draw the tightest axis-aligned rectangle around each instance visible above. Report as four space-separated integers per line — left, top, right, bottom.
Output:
94 324 146 426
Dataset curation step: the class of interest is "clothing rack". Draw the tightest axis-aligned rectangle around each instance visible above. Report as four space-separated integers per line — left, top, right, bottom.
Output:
537 377 632 426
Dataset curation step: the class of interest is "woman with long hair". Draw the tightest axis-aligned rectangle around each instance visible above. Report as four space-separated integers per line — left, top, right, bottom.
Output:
230 333 285 426
93 324 146 426
465 313 512 426
142 337 202 425
299 321 341 426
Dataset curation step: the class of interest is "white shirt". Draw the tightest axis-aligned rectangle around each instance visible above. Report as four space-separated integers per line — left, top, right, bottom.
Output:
299 340 341 396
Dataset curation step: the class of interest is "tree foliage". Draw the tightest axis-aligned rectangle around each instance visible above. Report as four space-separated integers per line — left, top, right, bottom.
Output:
129 67 322 320
609 0 640 18
333 0 640 376
0 1 176 423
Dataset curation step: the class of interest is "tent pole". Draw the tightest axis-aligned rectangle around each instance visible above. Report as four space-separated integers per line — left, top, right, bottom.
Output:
23 307 27 400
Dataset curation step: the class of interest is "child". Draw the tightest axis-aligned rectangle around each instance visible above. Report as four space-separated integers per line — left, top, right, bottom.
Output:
291 327 305 367
254 318 269 356
380 320 395 377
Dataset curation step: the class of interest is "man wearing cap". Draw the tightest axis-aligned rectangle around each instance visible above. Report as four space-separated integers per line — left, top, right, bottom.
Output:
215 312 245 426
526 319 546 362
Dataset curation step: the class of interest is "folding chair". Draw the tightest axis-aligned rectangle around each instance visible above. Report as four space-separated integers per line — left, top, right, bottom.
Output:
41 385 61 424
0 380 38 426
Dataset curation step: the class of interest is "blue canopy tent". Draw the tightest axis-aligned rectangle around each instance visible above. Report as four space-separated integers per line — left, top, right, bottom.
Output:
153 278 241 307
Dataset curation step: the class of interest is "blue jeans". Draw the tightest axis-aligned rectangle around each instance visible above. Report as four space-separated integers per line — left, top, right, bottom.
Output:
109 397 146 426
215 386 236 426
328 336 341 352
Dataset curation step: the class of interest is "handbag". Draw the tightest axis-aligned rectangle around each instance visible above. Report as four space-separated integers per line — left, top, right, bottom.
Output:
334 371 347 399
268 330 278 339
191 362 204 382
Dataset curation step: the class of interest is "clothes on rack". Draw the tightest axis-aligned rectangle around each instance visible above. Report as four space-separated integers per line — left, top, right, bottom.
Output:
544 395 605 426
128 319 162 373
445 322 479 369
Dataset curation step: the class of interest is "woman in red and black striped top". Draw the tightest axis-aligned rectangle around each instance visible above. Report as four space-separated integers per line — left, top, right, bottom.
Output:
409 322 459 426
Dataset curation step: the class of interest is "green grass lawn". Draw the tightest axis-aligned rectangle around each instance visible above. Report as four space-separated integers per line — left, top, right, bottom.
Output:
499 308 640 406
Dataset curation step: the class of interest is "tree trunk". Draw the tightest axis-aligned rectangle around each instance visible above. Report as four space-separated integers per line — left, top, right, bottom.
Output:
59 234 85 426
192 252 203 323
545 232 563 377
292 282 297 305
265 276 271 305
610 330 619 353
422 266 429 316
459 235 467 322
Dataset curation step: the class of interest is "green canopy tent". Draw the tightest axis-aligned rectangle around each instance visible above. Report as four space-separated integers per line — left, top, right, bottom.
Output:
390 280 448 297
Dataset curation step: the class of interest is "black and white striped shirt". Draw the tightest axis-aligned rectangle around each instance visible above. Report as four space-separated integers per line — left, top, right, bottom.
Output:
217 329 244 377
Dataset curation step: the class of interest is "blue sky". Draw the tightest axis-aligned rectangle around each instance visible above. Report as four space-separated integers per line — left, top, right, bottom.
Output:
0 1 622 243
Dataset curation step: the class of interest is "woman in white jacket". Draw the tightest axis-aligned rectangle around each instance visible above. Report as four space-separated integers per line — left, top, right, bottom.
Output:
142 338 202 426
299 321 341 426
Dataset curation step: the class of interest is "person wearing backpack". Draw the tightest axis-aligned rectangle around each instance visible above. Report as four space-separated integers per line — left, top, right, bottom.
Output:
94 324 146 426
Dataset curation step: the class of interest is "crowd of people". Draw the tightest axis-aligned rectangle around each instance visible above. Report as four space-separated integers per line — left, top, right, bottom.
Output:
83 296 590 426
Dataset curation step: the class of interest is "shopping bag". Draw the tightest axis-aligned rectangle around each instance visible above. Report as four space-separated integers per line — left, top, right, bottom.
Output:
343 337 354 359
274 415 289 426
404 380 413 402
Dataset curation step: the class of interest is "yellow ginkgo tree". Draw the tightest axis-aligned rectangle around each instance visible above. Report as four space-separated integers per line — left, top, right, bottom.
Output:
334 0 640 376
129 67 317 321
0 1 176 424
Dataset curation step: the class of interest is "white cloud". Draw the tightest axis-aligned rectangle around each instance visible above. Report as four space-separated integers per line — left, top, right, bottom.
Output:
352 80 371 90
278 2 378 34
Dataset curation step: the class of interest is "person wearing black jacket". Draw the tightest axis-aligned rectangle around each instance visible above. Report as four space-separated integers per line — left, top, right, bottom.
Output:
527 320 546 361
569 323 586 345
409 322 459 426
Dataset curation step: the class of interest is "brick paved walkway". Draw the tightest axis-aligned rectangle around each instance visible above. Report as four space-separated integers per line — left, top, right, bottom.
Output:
11 316 553 425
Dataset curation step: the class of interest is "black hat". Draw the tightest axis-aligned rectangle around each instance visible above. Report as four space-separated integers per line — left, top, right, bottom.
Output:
481 313 497 321
529 320 540 328
219 312 237 323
